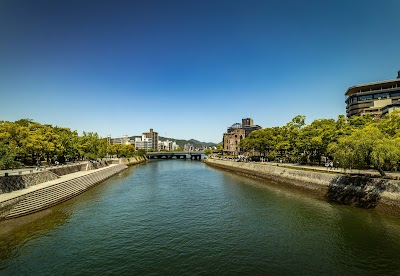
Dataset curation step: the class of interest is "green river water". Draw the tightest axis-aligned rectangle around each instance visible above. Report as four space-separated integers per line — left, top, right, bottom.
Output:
1 160 400 275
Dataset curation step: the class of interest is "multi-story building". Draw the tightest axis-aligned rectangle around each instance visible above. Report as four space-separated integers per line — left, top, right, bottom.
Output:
382 102 400 117
345 71 400 117
158 140 179 151
142 128 158 151
242 118 262 137
110 134 133 145
223 118 261 156
223 126 245 156
184 143 194 151
135 135 153 151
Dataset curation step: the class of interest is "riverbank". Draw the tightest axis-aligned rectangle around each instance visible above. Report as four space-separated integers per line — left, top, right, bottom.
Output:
204 158 400 213
0 156 147 220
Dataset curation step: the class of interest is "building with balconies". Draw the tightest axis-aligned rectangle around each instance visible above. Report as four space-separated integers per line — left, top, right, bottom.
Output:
345 71 400 117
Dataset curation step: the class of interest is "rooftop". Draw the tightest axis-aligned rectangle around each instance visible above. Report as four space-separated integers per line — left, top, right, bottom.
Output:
345 78 400 96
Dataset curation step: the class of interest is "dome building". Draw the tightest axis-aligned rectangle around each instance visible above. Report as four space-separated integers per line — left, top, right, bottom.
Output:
222 118 261 156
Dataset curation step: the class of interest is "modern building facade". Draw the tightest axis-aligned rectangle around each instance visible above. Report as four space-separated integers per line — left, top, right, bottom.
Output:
382 102 400 117
135 135 153 151
223 118 261 156
345 71 400 117
142 128 158 151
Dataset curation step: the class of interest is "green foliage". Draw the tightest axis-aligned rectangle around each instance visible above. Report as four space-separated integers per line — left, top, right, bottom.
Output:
240 113 400 175
204 149 212 155
0 119 116 168
0 141 18 169
110 144 136 158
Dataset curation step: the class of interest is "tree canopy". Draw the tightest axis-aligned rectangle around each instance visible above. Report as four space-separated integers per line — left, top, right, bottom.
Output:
239 111 400 176
0 119 141 169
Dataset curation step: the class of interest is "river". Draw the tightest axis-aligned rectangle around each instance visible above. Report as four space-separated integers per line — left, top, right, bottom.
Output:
1 160 400 275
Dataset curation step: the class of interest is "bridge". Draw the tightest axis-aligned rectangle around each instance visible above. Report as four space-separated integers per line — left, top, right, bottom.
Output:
147 152 203 160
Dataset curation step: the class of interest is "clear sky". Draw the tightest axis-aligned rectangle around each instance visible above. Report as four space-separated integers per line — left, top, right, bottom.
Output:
1 0 399 143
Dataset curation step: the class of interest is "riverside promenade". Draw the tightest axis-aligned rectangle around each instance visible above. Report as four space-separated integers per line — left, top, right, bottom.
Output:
213 157 400 179
266 161 400 179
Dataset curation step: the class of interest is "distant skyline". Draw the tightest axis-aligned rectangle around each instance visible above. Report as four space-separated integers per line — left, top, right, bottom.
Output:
1 0 399 143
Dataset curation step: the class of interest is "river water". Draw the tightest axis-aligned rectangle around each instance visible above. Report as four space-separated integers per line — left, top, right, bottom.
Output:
1 160 400 275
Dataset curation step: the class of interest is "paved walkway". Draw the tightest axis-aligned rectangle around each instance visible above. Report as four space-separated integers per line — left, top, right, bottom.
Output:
0 165 118 204
265 162 400 178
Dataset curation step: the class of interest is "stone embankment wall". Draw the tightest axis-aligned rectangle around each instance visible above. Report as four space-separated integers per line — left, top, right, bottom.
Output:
48 164 87 176
204 159 400 209
0 158 146 195
0 171 59 194
85 160 109 171
0 164 128 220
109 156 147 166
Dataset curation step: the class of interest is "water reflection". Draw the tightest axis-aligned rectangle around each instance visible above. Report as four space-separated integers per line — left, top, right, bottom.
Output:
1 160 400 274
0 207 71 263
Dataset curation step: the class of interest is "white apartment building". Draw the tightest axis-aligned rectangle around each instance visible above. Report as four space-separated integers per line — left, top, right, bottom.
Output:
158 140 179 151
135 135 153 151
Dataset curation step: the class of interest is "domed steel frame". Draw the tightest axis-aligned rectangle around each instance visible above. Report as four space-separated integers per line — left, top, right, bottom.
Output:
231 123 242 129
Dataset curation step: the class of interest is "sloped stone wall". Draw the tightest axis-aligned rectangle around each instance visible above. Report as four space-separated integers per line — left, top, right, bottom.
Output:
204 159 400 209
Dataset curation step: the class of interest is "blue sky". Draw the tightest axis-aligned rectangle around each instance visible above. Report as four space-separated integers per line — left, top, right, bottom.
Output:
1 0 399 143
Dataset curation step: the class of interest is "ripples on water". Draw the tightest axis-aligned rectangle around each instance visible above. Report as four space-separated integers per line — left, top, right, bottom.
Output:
1 160 400 275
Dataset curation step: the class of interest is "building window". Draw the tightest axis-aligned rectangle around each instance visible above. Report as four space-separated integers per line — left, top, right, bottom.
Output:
391 92 400 97
373 93 389 99
359 95 373 101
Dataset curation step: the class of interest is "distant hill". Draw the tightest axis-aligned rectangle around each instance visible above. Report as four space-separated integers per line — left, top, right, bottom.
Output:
129 136 217 149
160 137 217 149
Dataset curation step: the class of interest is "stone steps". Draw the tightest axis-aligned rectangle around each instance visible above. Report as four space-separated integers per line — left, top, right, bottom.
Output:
4 165 127 219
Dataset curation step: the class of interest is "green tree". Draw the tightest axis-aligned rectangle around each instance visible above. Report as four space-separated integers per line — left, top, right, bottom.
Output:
298 119 337 164
328 125 399 176
0 141 18 169
137 149 146 156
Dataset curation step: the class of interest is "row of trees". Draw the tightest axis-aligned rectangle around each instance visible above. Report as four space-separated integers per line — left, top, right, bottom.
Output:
239 112 400 176
0 119 142 169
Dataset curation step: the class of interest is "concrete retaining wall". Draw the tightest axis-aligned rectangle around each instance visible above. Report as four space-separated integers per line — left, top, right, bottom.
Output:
204 159 400 209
